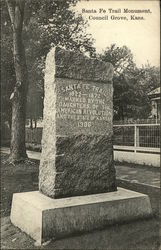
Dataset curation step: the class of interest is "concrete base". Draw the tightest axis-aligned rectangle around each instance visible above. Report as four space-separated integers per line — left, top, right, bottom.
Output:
10 188 152 245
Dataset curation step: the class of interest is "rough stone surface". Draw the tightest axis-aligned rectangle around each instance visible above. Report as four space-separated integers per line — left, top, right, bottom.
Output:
40 135 116 198
10 188 152 244
55 47 114 83
39 47 116 198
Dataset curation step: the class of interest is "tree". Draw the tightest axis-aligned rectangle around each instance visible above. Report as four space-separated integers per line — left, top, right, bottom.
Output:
99 44 160 121
4 0 94 162
137 63 160 92
99 44 136 120
1 0 13 125
5 0 28 162
99 44 135 76
113 70 152 120
1 23 14 129
26 87 43 129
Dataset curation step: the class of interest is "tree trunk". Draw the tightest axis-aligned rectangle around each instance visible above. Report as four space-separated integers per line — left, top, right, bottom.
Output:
6 0 28 162
118 105 124 121
120 106 124 121
34 119 37 129
30 118 33 129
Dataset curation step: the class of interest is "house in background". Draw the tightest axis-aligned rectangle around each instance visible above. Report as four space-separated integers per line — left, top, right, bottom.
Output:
148 87 160 121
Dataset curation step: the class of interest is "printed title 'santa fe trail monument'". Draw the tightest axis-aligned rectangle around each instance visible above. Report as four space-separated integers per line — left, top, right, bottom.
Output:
11 47 152 245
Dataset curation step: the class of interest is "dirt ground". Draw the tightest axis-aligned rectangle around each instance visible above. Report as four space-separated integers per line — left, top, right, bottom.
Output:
0 153 160 250
1 216 160 250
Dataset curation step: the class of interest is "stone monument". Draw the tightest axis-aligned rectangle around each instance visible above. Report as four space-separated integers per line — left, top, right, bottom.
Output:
10 47 152 245
39 47 116 198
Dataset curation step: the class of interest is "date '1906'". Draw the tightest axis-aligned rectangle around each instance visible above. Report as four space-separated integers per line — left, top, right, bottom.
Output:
78 121 92 128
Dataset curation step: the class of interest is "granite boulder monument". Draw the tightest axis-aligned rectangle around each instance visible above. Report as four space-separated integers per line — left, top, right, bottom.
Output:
39 47 116 198
10 47 152 245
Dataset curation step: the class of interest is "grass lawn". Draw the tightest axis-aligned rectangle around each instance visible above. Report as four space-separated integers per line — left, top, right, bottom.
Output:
1 154 39 217
0 153 160 249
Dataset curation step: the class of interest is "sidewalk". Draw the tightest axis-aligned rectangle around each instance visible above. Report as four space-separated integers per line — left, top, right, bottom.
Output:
1 147 41 161
1 147 160 214
116 164 160 188
1 147 160 188
1 147 160 249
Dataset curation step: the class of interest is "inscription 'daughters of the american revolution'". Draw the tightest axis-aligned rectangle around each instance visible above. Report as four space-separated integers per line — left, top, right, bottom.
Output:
55 78 113 136
39 47 116 199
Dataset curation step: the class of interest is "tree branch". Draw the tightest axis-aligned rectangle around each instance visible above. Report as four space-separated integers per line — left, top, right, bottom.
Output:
6 0 15 28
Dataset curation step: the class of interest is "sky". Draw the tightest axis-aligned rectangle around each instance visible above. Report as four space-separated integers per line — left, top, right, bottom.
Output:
76 0 160 67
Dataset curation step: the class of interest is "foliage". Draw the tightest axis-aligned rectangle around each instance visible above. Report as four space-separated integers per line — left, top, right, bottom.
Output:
99 44 134 76
99 44 160 121
2 0 95 127
1 1 15 127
